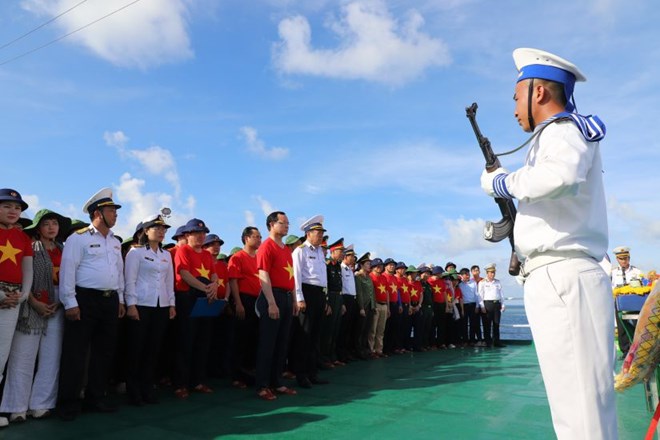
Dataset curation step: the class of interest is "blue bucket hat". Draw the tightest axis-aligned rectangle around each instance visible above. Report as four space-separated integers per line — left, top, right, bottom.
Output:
182 218 209 234
203 233 224 247
0 188 28 211
431 266 444 276
395 261 407 270
371 258 384 267
383 258 396 266
171 225 186 241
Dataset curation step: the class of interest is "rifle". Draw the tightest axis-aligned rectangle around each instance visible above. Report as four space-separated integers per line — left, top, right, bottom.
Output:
465 102 521 276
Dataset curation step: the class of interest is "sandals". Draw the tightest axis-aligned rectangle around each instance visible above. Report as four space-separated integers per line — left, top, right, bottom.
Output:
174 387 189 399
274 386 297 396
193 384 213 394
257 388 277 401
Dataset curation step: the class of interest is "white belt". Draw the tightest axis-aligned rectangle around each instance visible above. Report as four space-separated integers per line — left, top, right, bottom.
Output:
521 250 592 276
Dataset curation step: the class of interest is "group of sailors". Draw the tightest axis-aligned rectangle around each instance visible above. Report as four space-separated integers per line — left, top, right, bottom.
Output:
0 186 506 426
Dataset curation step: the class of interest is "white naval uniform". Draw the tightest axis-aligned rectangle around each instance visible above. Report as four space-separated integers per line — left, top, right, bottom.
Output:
340 262 356 296
292 241 327 302
124 246 175 308
610 265 642 288
504 120 617 440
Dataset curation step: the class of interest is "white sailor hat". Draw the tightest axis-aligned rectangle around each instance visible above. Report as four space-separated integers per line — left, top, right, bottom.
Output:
344 244 355 256
83 187 122 214
613 246 630 256
141 214 170 230
300 214 326 233
513 48 586 111
484 263 497 272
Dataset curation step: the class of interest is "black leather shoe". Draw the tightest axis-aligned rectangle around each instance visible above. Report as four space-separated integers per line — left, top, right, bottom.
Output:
309 377 329 385
57 407 79 422
84 401 118 413
297 378 312 389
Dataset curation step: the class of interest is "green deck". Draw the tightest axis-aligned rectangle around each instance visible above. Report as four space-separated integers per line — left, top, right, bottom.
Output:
1 342 648 439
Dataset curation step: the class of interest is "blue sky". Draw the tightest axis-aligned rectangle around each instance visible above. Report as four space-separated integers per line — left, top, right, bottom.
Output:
1 0 658 296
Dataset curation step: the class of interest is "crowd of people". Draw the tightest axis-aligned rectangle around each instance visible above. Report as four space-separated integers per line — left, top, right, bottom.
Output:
0 186 507 427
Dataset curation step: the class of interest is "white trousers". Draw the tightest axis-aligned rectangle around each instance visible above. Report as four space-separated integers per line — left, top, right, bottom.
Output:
0 310 64 412
525 257 618 440
0 306 21 384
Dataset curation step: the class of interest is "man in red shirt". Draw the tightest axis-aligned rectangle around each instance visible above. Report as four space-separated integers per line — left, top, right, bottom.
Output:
428 266 448 349
228 226 262 389
255 211 297 400
368 258 389 357
382 258 400 355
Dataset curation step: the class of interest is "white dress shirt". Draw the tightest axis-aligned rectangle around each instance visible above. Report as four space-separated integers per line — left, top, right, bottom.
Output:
124 245 175 307
60 226 124 310
477 278 503 308
505 121 608 261
292 241 328 302
611 265 643 288
341 262 356 296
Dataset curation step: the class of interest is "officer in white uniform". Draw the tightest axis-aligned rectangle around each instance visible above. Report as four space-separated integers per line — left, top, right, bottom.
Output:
610 246 642 288
57 188 125 421
481 49 617 439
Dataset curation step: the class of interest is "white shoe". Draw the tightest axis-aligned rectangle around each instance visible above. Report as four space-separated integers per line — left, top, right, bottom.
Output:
0 416 9 427
30 409 51 419
9 412 26 423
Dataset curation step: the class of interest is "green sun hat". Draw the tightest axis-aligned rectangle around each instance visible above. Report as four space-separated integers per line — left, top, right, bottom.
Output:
405 265 420 273
23 209 72 243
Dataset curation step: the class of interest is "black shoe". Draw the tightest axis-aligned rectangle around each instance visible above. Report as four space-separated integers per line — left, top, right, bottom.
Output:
57 407 79 422
297 378 312 389
84 401 118 413
309 377 329 385
494 342 506 348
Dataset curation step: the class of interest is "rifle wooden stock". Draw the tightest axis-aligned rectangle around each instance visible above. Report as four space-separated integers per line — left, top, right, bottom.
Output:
466 102 521 276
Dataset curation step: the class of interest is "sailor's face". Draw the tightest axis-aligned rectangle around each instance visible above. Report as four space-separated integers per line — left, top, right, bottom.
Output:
99 207 118 228
514 80 532 133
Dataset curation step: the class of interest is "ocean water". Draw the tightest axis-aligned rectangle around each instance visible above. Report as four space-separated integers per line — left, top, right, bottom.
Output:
500 303 532 340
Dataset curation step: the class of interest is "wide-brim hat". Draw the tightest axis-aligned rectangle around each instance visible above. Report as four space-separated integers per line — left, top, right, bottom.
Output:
418 265 431 274
23 209 72 242
0 188 29 211
405 265 419 274
285 235 301 246
383 258 396 266
182 218 209 234
67 219 90 237
370 257 384 267
431 266 444 276
171 225 186 241
230 246 242 256
396 261 407 270
16 217 33 229
83 187 121 214
203 233 224 247
441 269 459 279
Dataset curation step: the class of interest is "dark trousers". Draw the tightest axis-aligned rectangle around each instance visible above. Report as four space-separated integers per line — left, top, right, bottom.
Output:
58 288 119 410
320 290 343 363
355 307 373 357
337 295 358 361
293 283 325 380
432 302 448 346
614 305 631 354
232 293 259 382
463 303 479 343
255 288 292 389
484 300 502 345
173 292 212 388
399 304 411 349
384 302 400 353
208 308 235 378
126 305 169 402
421 305 434 348
410 306 423 350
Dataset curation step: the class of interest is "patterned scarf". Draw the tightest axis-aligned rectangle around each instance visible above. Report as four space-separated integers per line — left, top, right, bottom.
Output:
16 240 59 335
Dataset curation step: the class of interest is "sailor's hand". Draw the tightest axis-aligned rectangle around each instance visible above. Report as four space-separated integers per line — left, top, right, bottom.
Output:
480 167 509 198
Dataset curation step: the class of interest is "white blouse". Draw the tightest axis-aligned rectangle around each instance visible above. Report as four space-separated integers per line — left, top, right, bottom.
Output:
124 246 175 307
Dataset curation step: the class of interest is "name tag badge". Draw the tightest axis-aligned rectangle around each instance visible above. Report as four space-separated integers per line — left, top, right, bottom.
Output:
309 256 316 259
145 257 155 262
90 244 101 248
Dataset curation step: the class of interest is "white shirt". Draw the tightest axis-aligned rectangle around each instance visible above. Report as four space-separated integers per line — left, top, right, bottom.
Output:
460 279 478 303
341 262 356 296
505 120 608 261
60 226 124 310
124 246 175 307
292 241 327 302
477 278 503 307
611 265 643 288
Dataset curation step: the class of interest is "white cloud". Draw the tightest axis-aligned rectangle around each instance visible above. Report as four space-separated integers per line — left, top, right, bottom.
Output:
272 0 451 86
239 126 289 160
22 194 41 217
255 195 274 215
244 210 256 226
104 130 182 197
21 0 193 69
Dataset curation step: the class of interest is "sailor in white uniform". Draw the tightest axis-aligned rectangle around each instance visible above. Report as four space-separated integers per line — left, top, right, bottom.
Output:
481 48 617 439
610 246 642 288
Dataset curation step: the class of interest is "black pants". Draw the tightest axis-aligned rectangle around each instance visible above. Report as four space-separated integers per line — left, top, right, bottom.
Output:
208 308 235 378
174 292 212 388
232 293 259 382
421 305 434 348
409 306 423 350
320 290 343 363
255 288 292 389
399 303 411 350
337 295 358 361
484 300 502 345
384 302 400 353
58 288 119 411
355 307 373 357
126 305 169 401
463 303 479 343
432 302 448 346
293 284 325 380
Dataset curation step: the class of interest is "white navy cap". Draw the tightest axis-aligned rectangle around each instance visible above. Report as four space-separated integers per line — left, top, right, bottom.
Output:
344 244 355 256
513 48 586 112
484 263 496 272
83 187 122 214
613 246 630 256
300 214 326 233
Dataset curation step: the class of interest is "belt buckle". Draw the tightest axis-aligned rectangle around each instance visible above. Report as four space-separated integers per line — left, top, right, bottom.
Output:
102 290 112 298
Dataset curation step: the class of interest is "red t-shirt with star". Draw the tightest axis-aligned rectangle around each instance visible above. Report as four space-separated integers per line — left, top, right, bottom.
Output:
396 275 410 304
256 237 294 291
213 259 229 298
428 277 447 303
370 272 389 303
174 244 215 292
383 272 399 302
0 228 33 284
228 249 261 297
409 280 423 304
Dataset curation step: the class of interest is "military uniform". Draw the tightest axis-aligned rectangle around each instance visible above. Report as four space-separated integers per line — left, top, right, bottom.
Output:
320 239 344 366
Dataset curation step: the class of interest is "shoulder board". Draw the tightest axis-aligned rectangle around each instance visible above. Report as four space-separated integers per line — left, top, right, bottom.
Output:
76 227 92 235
